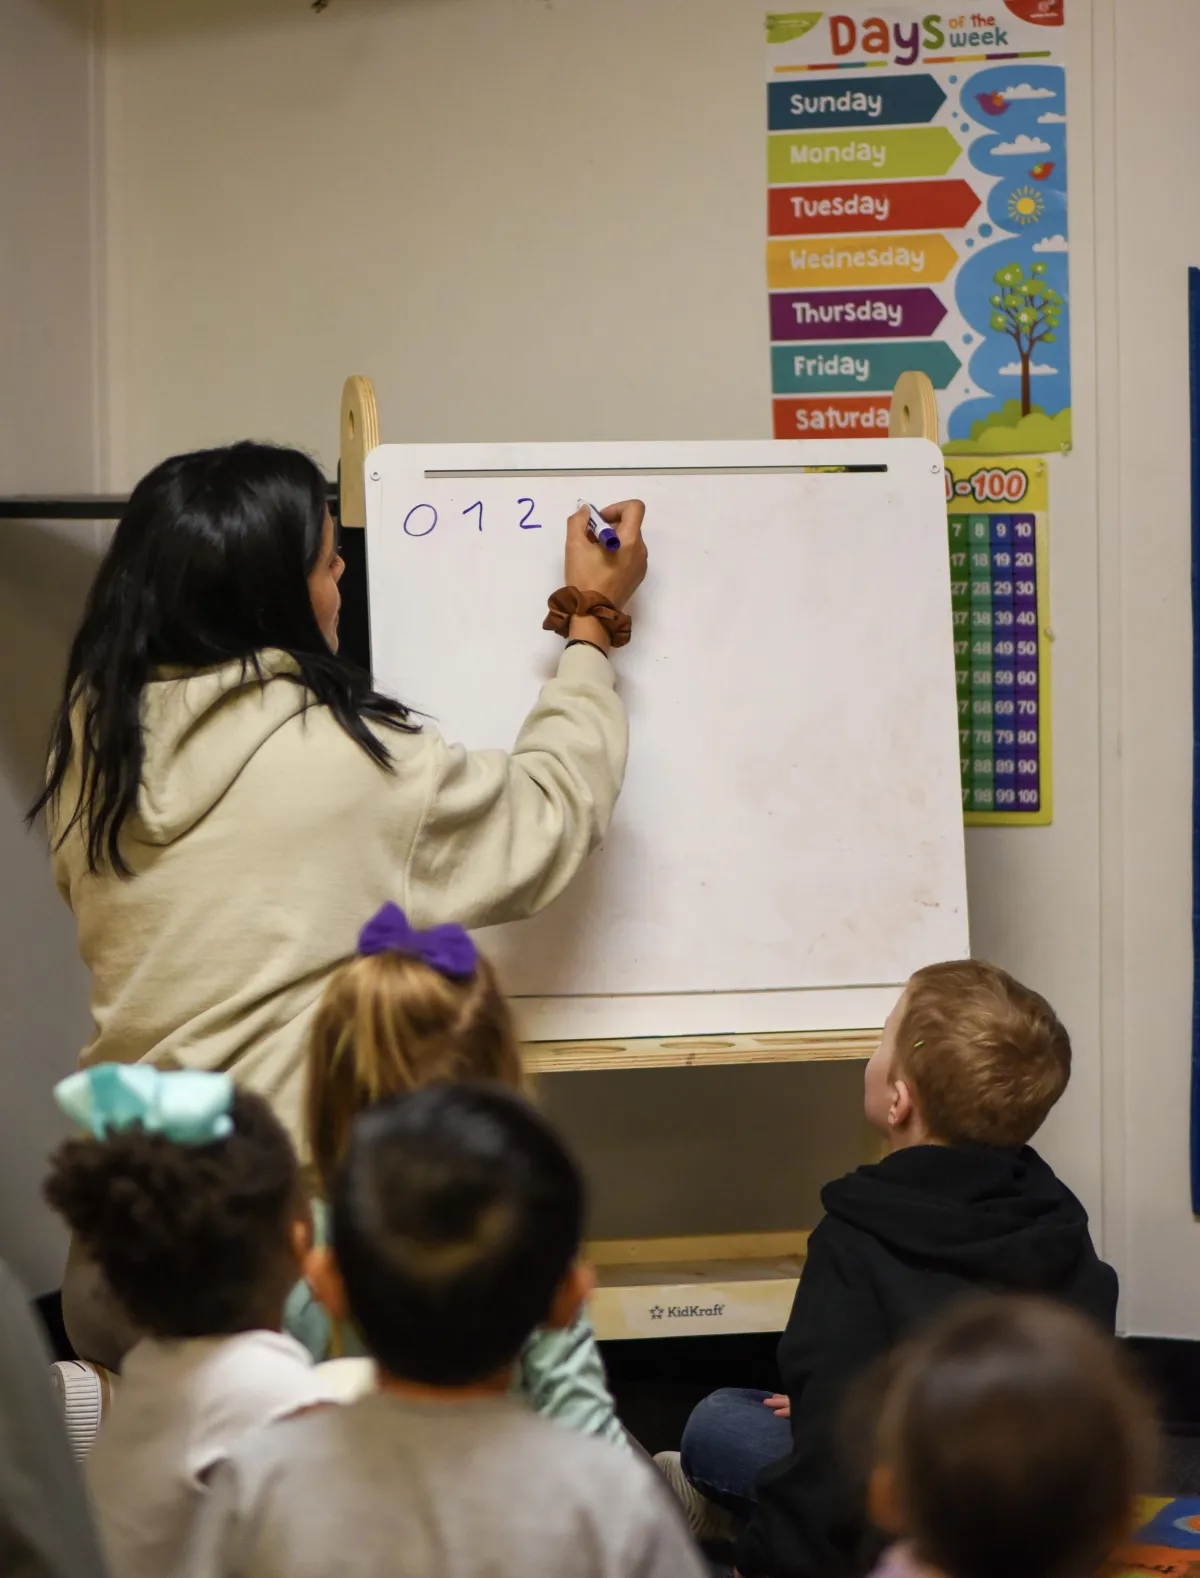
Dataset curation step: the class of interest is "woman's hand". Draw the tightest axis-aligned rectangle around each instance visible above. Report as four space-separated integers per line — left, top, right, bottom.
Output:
564 500 647 651
763 1393 791 1419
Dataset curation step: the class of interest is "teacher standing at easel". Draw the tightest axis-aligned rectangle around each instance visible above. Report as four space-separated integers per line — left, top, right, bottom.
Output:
32 442 646 1365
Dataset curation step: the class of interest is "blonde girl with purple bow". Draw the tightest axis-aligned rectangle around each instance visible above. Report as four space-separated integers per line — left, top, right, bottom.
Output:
286 902 629 1451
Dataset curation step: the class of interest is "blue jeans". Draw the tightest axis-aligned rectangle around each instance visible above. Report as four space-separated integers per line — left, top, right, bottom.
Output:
680 1387 793 1520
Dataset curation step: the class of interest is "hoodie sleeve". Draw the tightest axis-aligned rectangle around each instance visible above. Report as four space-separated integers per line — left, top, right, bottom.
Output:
734 1221 889 1578
404 642 628 929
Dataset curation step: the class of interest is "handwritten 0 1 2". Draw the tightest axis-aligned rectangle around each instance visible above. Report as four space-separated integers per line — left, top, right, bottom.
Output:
401 499 545 538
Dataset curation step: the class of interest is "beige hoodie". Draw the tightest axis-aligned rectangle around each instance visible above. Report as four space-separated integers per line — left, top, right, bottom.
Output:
50 644 626 1146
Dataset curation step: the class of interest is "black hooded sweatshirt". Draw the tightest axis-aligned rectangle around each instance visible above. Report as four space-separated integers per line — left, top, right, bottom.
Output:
733 1144 1118 1578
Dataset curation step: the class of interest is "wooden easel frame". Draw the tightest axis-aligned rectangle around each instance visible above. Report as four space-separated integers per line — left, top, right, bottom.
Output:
339 370 936 1337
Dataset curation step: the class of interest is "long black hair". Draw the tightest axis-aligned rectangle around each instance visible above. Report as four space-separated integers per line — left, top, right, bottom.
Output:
30 441 415 874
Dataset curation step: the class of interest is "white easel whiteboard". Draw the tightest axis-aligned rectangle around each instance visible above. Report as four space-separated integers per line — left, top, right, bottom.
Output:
365 440 968 1042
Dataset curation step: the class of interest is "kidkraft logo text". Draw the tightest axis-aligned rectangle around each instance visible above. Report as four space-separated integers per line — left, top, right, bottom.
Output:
649 1303 727 1320
827 14 1015 66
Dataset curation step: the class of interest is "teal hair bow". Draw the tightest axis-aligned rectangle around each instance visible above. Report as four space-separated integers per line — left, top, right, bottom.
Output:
54 1064 234 1145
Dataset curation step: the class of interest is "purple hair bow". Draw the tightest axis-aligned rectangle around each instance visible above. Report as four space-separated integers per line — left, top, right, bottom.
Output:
357 903 478 980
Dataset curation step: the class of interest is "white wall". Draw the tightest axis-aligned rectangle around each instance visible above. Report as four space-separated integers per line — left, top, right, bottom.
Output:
0 0 104 1294
1097 0 1198 1337
97 0 1115 1264
2 0 1197 1330
100 0 770 477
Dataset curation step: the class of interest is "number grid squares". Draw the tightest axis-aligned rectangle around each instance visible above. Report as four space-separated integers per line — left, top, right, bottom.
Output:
948 498 1049 827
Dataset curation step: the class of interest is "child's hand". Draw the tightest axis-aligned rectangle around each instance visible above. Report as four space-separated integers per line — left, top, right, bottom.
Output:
763 1393 791 1419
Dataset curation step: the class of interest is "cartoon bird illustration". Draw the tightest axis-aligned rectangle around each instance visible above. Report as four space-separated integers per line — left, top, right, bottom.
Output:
1028 161 1056 180
976 90 1010 116
1004 0 1063 24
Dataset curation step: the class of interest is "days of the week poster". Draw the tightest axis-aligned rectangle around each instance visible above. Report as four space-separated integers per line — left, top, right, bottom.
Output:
766 3 1069 452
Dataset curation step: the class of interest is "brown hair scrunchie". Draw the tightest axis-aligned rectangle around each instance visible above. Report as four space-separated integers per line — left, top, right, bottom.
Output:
543 587 632 648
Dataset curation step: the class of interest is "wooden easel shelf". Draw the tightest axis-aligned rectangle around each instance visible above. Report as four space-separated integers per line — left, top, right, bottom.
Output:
523 1028 876 1075
587 1231 810 1340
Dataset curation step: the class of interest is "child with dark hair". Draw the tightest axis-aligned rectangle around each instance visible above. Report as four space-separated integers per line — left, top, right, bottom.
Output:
44 1066 342 1578
864 1295 1155 1578
184 1085 705 1578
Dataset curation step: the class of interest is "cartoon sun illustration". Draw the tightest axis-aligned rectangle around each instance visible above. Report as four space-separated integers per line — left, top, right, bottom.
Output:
1007 185 1046 226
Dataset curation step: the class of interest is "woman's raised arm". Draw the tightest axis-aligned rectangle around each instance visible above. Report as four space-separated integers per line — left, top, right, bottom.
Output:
402 499 646 928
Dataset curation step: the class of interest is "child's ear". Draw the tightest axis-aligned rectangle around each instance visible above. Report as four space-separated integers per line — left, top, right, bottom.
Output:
304 1245 351 1323
544 1261 594 1331
889 1077 916 1130
867 1464 903 1535
290 1211 314 1269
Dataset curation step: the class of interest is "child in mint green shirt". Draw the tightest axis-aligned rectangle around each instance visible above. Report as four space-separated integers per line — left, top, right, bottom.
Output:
286 903 627 1450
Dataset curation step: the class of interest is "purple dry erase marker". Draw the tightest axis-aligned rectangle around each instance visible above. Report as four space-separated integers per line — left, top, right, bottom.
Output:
579 499 620 552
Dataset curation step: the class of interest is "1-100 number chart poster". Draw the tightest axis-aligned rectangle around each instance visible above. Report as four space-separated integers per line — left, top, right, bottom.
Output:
948 455 1051 825
767 4 1069 452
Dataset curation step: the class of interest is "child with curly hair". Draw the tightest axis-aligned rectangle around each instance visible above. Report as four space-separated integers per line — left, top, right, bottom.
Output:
45 1066 342 1578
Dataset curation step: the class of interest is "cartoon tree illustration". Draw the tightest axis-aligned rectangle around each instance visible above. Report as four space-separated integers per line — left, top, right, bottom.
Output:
988 261 1063 417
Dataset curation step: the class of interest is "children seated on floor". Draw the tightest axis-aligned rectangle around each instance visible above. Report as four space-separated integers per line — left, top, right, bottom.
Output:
657 959 1119 1577
860 1294 1154 1578
44 1065 345 1578
285 901 627 1447
182 1083 704 1578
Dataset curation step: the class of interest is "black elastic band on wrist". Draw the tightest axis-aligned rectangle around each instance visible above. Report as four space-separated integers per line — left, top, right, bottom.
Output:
566 638 609 657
